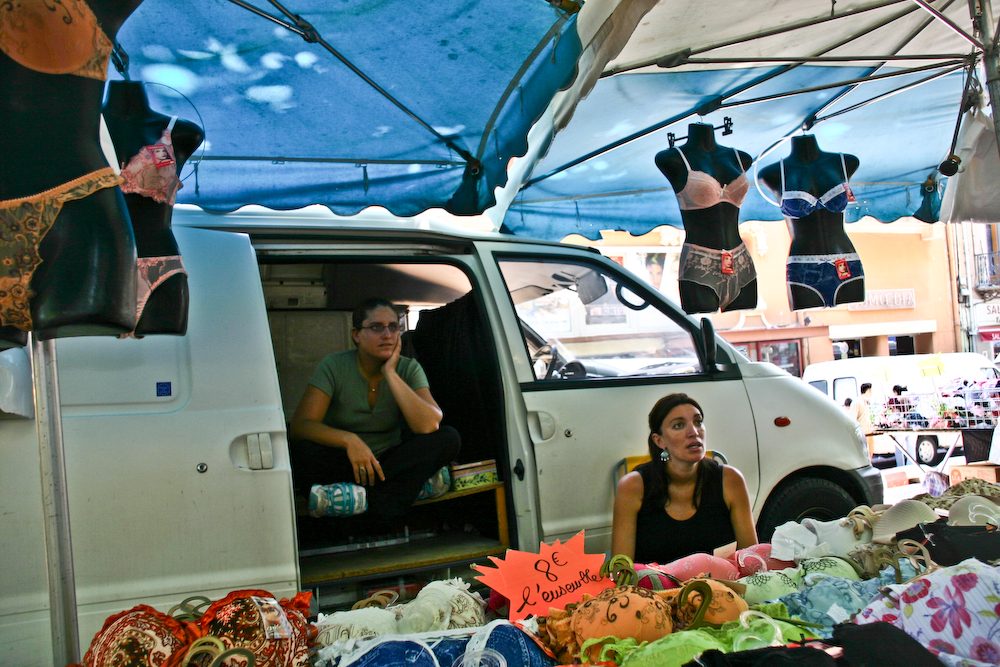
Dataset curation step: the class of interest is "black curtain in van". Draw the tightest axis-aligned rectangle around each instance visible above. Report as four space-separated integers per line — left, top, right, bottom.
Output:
411 292 503 466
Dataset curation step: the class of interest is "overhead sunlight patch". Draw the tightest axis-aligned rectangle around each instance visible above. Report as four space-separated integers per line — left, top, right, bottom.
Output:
178 49 216 60
139 64 199 96
141 45 175 62
247 85 295 112
432 125 465 137
295 52 319 68
261 53 289 69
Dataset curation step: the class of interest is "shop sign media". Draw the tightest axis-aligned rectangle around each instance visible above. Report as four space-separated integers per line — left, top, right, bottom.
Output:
847 289 915 311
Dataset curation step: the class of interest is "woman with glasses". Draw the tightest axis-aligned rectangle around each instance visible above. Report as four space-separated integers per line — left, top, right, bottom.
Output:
289 297 460 526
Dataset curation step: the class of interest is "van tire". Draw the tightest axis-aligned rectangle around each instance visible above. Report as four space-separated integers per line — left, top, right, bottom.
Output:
915 436 942 466
756 478 858 542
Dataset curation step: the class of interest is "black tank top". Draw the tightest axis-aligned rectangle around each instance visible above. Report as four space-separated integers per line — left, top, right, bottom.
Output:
633 461 736 564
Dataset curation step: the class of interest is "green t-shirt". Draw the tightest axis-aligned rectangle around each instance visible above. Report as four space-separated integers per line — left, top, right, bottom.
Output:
308 350 430 455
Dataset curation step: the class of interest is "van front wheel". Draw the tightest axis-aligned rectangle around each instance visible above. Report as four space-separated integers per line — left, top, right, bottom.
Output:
756 478 857 542
914 436 942 466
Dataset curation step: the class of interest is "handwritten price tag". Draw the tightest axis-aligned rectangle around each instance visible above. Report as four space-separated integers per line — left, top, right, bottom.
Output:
473 531 610 621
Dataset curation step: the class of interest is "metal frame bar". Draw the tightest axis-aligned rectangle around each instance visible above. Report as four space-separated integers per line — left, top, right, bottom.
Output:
603 0 915 76
910 0 987 48
475 16 570 163
194 156 465 166
812 61 969 123
34 336 79 667
225 0 478 163
684 54 967 63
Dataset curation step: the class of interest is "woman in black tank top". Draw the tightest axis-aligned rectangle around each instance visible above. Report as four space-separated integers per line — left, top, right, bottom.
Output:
611 393 758 563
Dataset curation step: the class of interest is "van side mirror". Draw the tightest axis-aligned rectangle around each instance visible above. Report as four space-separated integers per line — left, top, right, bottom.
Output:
575 269 608 305
701 318 717 374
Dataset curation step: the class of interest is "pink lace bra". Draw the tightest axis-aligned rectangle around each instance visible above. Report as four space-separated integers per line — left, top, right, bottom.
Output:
674 148 749 211
119 116 183 205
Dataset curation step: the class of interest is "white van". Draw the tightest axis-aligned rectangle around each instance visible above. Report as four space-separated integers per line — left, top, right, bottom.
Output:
802 353 1000 465
0 208 881 665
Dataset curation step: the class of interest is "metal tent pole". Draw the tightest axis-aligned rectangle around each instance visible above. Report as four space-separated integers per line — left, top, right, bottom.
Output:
977 0 1000 160
31 335 80 667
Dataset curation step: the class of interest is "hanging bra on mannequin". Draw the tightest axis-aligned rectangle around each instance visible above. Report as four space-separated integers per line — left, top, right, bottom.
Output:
674 148 749 211
119 116 184 205
0 0 113 81
779 154 854 219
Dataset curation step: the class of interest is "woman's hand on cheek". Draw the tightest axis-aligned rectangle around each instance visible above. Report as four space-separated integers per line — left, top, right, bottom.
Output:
383 336 401 375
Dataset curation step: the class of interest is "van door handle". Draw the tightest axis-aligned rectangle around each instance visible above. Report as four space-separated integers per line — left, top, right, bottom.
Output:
513 459 525 481
527 411 556 441
246 433 275 470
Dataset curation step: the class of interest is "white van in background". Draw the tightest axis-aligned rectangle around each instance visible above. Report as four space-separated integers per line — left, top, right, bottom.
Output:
0 208 882 665
802 353 1000 465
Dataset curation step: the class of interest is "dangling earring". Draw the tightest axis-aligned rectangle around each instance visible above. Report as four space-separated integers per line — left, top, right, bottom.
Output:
660 449 670 462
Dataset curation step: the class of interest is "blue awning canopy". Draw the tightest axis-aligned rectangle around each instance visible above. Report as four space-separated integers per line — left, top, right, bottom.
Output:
504 0 988 239
114 0 584 216
112 0 995 237
504 64 966 239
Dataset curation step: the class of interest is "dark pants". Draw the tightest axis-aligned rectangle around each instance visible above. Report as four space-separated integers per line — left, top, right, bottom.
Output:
290 426 461 521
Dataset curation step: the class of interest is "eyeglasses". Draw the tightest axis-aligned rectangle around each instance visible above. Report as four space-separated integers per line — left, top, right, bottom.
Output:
359 322 401 334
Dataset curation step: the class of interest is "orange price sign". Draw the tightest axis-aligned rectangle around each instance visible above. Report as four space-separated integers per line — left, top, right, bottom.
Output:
473 531 610 621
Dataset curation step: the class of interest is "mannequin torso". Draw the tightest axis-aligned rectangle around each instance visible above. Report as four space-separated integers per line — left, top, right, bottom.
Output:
655 123 757 314
0 0 145 342
758 135 865 310
103 80 204 336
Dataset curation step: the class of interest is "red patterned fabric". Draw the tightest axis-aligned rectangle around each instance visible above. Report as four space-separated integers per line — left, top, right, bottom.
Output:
195 590 313 667
73 605 199 667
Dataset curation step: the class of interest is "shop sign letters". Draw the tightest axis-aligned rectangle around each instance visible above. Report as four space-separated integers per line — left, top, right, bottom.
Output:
473 531 610 621
847 288 915 311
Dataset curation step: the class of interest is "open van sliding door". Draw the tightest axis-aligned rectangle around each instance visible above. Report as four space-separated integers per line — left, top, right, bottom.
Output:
481 245 758 555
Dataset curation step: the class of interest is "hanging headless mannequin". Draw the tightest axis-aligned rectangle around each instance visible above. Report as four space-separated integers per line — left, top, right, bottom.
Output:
654 123 757 314
758 135 864 310
103 81 203 336
0 0 145 348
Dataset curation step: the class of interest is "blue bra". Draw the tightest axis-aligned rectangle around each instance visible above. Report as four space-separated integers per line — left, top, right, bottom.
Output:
779 153 852 219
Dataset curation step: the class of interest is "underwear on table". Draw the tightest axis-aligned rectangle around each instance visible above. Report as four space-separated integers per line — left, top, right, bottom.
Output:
0 0 113 81
135 255 186 321
0 167 123 331
120 117 184 205
678 242 757 310
785 253 864 308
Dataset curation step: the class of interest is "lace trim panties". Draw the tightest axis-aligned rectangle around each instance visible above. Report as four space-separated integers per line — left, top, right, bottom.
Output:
678 242 757 310
136 255 186 320
0 167 123 330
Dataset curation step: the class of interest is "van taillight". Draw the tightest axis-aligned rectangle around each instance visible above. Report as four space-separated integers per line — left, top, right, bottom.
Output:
774 417 791 427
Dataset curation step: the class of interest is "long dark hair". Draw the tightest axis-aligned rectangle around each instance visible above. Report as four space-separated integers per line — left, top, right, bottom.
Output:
639 393 720 508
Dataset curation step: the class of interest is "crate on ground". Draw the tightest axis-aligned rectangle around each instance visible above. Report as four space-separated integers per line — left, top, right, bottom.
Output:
949 462 1000 485
449 459 498 491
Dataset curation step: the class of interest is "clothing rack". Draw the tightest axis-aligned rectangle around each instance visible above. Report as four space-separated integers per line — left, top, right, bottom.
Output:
667 117 734 148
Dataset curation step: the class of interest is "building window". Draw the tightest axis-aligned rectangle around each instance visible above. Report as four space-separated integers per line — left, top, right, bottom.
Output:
734 340 802 376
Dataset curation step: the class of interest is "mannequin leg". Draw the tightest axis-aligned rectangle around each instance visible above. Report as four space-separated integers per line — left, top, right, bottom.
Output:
134 273 189 336
788 283 826 310
679 281 722 314
722 280 758 312
833 277 866 306
31 187 136 338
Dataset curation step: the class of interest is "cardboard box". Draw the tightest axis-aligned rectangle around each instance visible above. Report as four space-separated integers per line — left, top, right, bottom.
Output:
949 462 1000 485
450 459 498 491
